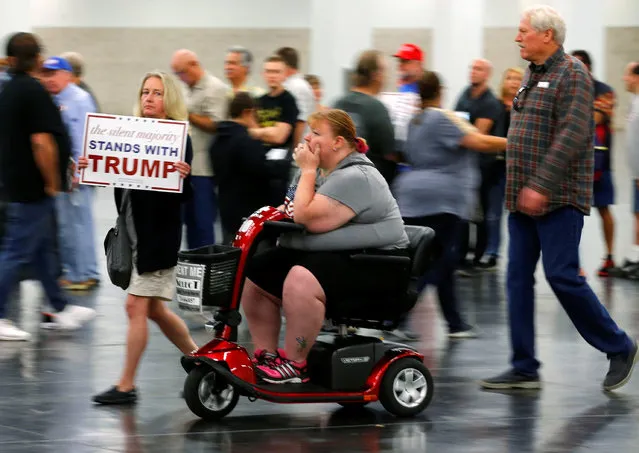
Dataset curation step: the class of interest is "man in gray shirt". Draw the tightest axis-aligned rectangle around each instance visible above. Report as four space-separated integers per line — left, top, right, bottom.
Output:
224 46 265 100
171 49 228 247
334 50 397 186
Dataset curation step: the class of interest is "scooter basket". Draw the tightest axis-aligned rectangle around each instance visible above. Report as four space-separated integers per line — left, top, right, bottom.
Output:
176 244 241 312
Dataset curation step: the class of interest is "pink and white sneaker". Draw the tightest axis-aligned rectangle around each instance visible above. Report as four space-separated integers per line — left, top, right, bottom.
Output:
256 348 310 384
252 349 280 366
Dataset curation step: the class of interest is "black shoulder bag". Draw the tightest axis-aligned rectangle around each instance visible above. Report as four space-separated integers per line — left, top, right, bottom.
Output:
104 190 132 290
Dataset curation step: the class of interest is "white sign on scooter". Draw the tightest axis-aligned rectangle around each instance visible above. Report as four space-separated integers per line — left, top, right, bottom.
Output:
176 262 205 312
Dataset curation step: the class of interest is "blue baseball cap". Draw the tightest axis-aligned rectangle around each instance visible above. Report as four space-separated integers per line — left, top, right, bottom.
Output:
42 56 72 72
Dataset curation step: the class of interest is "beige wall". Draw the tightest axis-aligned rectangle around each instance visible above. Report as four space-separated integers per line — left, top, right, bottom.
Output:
34 27 310 115
605 27 639 131
372 28 433 92
32 25 639 129
483 27 526 97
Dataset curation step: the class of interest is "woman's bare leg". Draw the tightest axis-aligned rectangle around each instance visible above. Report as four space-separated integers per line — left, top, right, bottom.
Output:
148 299 197 354
117 294 151 392
241 279 282 352
281 266 326 363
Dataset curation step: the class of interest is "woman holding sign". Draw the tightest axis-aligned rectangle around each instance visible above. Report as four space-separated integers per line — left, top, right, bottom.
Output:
79 71 198 405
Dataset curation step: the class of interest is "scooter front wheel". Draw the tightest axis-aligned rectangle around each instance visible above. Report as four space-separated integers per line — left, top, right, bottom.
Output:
184 366 239 420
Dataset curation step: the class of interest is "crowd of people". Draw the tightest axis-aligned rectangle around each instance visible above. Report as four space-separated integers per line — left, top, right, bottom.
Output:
0 3 638 404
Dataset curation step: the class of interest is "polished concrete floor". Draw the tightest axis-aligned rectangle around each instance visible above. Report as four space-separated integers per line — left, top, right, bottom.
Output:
1 154 639 452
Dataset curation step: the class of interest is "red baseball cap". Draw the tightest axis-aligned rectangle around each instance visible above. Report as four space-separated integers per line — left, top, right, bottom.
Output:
393 43 424 62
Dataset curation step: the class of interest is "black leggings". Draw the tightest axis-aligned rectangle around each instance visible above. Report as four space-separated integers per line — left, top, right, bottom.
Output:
244 246 410 319
403 213 466 332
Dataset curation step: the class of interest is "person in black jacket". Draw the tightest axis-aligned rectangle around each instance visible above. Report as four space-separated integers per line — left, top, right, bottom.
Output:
0 32 95 341
84 71 198 405
211 92 286 243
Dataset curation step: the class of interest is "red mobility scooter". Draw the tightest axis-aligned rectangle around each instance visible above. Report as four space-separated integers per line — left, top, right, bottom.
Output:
177 206 436 420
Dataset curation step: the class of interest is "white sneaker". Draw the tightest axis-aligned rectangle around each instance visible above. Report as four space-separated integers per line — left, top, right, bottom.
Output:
386 328 421 341
0 319 31 341
41 305 96 331
448 326 478 339
355 328 384 339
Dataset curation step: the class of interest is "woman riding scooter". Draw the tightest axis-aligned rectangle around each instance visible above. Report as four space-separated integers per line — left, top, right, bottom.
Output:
241 109 410 384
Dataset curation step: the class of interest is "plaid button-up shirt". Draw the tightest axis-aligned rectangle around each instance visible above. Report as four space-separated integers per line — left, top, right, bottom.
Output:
506 47 594 216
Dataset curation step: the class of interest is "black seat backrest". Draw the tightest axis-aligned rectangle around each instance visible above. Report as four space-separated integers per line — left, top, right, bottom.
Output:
405 225 436 277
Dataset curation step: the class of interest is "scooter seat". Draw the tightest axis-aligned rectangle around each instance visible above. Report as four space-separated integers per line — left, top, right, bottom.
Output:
326 225 436 330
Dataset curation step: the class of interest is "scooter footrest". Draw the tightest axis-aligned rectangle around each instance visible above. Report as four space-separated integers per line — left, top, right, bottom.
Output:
213 310 242 327
255 383 332 393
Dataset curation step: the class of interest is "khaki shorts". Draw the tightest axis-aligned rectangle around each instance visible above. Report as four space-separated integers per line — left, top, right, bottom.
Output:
128 252 176 301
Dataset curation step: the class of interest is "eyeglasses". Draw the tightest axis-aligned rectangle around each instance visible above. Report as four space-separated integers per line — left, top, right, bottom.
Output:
512 84 530 112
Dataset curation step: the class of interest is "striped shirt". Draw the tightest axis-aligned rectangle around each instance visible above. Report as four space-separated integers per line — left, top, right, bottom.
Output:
283 182 296 217
506 47 594 215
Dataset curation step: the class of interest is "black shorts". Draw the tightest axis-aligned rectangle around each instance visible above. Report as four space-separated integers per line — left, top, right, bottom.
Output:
244 246 410 317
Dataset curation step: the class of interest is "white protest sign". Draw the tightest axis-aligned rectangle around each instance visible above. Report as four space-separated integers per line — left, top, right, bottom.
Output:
176 262 206 312
379 92 421 142
80 114 188 193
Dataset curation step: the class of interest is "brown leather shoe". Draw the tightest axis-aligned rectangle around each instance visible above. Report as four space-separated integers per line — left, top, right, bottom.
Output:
60 280 91 291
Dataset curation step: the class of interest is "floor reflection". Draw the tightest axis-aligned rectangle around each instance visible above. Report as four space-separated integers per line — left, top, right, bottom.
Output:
0 171 638 452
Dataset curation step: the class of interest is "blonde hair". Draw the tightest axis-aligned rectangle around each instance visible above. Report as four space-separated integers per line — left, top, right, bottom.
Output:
133 71 188 121
305 74 321 88
308 109 368 153
500 67 525 100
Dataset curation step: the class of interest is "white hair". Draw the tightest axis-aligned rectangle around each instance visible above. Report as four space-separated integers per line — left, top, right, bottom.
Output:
522 4 566 45
227 45 253 72
60 51 85 77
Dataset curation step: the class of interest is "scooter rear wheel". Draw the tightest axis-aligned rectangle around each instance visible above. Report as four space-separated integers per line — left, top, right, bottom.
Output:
379 358 433 417
184 366 239 420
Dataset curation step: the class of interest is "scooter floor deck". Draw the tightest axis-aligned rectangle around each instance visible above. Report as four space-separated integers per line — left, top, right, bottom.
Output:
254 382 335 393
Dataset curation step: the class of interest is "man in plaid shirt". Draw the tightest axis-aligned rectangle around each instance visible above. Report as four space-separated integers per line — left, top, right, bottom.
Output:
481 5 637 392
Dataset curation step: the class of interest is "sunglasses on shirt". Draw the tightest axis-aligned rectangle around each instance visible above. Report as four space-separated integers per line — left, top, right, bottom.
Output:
512 84 530 112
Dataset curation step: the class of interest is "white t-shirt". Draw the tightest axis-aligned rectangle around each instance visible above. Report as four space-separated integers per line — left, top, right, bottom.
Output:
283 73 315 123
628 95 639 180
